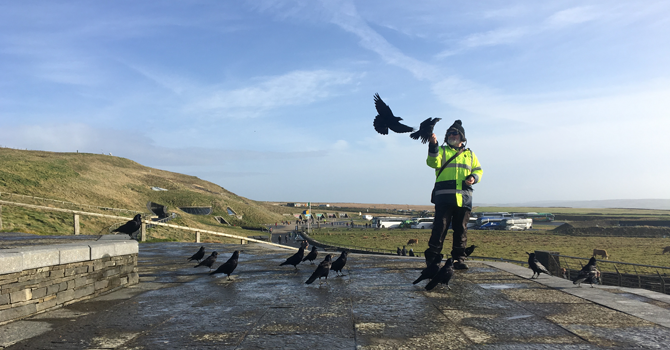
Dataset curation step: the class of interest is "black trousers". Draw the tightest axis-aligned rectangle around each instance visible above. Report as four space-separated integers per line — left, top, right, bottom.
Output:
428 204 471 258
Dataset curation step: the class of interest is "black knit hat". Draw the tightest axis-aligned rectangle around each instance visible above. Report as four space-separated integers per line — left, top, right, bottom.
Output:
445 119 466 142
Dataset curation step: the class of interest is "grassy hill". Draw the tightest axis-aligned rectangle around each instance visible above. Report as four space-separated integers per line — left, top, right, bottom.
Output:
0 148 294 240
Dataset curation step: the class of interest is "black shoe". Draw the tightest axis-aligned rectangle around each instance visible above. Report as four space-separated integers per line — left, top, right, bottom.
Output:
453 260 469 270
424 249 443 267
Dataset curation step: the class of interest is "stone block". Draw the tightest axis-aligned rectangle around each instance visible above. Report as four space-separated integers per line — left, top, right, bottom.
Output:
0 252 23 275
128 272 139 285
0 294 9 305
58 244 91 264
56 289 75 304
95 280 109 290
74 284 95 299
59 281 68 291
35 296 58 312
89 242 116 260
31 287 47 299
46 284 60 296
50 269 65 278
10 289 32 303
112 240 139 256
74 277 88 289
0 303 37 323
18 247 59 270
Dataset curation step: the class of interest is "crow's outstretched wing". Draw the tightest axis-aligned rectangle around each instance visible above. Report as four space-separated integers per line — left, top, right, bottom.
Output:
373 93 414 135
410 117 441 143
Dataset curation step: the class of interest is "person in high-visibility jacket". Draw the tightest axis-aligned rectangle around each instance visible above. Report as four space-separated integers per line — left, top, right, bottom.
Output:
424 120 483 269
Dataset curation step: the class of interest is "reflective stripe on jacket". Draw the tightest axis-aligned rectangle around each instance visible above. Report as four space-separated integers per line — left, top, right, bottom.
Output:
427 144 483 208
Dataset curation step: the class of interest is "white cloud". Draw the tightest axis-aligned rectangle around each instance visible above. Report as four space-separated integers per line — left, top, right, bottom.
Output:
187 69 356 118
545 6 598 27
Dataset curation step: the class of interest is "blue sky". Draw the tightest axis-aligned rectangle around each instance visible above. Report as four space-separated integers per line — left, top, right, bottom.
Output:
1 0 669 205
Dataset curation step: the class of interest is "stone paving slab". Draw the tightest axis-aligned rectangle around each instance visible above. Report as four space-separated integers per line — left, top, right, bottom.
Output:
0 242 669 349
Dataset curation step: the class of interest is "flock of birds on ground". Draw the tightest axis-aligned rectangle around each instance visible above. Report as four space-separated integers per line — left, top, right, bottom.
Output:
114 212 602 289
186 242 348 285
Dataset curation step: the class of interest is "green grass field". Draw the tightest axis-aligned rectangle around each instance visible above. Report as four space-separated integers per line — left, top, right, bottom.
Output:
308 227 670 271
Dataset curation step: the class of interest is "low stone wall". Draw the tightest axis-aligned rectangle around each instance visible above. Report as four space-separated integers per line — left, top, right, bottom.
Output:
0 239 139 324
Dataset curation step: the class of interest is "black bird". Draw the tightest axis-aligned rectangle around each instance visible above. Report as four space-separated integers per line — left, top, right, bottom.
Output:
305 254 332 285
302 246 318 265
330 250 349 277
280 242 306 270
573 257 600 287
410 117 442 144
373 93 414 135
527 252 551 279
413 254 442 285
187 246 206 263
401 246 407 256
425 258 454 291
194 251 218 271
210 251 239 280
464 245 477 257
397 247 402 256
113 214 142 236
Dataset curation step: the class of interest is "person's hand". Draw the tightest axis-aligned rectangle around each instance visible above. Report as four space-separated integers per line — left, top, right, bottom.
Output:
465 176 475 185
429 133 438 145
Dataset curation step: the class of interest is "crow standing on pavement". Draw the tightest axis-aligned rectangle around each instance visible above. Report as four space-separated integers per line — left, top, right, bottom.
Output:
413 254 442 285
425 258 454 291
305 254 332 285
280 242 306 270
113 214 142 236
210 251 239 280
302 246 318 265
187 246 206 263
527 252 551 279
410 117 441 144
194 251 218 271
330 250 349 277
573 257 600 287
373 93 414 135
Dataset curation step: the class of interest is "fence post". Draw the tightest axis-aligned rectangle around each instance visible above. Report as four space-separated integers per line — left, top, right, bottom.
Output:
196 231 200 243
657 271 666 294
633 266 641 288
141 222 146 242
73 214 80 235
614 265 622 287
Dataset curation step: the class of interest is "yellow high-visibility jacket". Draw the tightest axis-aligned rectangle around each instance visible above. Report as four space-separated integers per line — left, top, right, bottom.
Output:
427 144 483 209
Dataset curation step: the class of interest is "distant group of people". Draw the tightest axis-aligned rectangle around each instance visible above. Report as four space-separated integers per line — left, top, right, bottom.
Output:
396 246 415 257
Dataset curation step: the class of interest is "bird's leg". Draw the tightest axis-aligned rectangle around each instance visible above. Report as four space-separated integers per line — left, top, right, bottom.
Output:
446 285 451 290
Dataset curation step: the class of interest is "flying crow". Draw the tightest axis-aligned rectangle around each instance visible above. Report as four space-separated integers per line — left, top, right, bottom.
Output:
410 117 441 143
280 242 306 270
373 93 414 135
330 250 349 276
527 252 551 279
413 254 442 285
464 245 477 257
187 246 206 263
302 246 318 265
425 258 454 291
573 257 600 287
113 214 142 236
210 251 239 280
305 254 332 285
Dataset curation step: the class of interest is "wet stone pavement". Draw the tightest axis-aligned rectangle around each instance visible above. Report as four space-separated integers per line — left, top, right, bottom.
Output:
2 242 670 349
